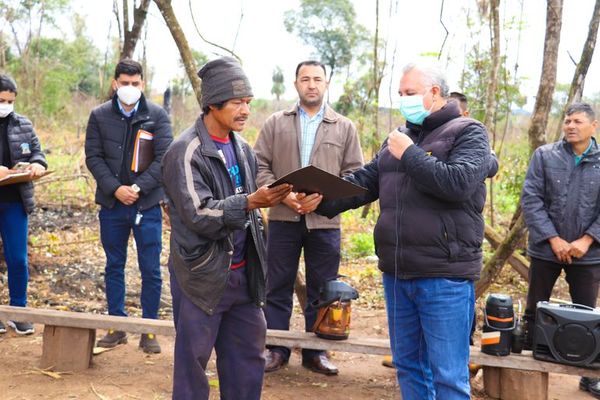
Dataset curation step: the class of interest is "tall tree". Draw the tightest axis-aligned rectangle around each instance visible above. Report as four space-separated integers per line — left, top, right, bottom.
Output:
483 0 501 227
483 0 500 133
527 0 564 151
551 0 600 142
283 0 367 82
153 0 202 105
119 0 151 60
476 0 564 298
271 66 285 101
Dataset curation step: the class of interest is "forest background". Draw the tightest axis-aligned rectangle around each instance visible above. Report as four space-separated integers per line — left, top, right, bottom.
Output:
0 0 599 397
1 0 599 323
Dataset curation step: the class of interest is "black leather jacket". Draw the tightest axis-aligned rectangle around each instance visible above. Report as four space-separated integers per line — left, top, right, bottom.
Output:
162 116 267 314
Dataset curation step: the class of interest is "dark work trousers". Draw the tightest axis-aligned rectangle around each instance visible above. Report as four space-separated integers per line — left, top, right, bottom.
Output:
170 264 266 400
265 219 341 361
99 203 162 319
524 257 600 330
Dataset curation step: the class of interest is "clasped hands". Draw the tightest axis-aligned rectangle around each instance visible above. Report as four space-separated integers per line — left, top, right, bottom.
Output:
549 235 594 264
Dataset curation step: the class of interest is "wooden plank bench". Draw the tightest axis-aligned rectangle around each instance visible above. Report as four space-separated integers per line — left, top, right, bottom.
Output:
1 305 599 399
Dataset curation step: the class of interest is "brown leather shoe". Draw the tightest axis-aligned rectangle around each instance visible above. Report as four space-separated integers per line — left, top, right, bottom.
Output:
265 349 287 372
302 353 339 375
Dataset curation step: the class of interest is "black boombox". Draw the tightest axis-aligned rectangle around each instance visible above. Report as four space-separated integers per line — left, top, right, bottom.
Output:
533 302 600 368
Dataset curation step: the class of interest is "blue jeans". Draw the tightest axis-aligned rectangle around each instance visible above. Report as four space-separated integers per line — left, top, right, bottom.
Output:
383 273 474 400
99 203 162 319
0 202 29 307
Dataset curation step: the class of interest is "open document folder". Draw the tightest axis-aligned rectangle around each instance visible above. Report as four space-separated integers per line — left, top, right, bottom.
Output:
131 129 154 173
0 170 53 186
268 165 368 200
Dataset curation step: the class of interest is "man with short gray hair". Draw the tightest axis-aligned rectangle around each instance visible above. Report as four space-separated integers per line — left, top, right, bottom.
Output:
317 63 492 399
521 102 600 398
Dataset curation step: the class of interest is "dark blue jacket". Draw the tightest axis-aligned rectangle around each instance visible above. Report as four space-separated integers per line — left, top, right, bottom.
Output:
161 116 267 314
318 102 491 280
522 139 600 264
85 95 173 210
3 112 47 214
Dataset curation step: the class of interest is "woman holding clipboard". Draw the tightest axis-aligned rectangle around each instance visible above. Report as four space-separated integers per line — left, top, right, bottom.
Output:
0 74 47 335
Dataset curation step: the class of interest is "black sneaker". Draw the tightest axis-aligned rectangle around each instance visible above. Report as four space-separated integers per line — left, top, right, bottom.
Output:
580 377 600 399
97 330 128 348
7 321 34 335
139 333 161 354
0 321 6 334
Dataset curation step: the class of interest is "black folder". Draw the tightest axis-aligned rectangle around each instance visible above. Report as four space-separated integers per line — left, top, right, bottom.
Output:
268 165 368 200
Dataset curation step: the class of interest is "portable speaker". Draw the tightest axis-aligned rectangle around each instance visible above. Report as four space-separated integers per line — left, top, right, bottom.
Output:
533 301 600 368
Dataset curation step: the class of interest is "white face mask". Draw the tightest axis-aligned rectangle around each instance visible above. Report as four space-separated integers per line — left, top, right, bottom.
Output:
0 103 14 118
116 85 142 106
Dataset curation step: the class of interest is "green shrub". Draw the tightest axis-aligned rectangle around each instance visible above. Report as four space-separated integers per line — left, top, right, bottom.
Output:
348 232 375 258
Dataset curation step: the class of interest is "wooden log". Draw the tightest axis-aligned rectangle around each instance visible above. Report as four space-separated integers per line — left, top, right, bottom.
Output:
484 223 530 280
499 369 548 400
266 328 390 355
41 325 95 371
0 306 175 336
483 367 501 399
470 349 600 378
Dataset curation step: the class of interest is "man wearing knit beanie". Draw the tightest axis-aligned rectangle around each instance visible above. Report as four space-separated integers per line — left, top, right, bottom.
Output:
162 57 302 399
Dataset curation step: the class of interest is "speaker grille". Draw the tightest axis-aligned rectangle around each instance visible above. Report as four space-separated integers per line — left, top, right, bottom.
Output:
553 324 596 362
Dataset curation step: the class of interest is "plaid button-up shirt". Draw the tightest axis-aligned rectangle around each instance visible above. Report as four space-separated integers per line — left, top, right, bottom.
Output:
298 104 325 167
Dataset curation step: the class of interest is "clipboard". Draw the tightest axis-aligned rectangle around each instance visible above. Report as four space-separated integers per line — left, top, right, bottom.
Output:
268 165 368 200
0 170 54 186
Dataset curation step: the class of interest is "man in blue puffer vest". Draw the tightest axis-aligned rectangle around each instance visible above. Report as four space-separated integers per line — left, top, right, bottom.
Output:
318 63 492 400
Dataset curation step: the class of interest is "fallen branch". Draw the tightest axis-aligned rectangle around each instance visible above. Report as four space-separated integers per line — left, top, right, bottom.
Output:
35 174 90 185
476 214 528 298
31 237 99 249
484 223 529 280
90 384 110 400
29 367 72 379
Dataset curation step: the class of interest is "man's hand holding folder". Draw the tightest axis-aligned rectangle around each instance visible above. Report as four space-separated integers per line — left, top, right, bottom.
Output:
268 165 368 201
131 129 154 173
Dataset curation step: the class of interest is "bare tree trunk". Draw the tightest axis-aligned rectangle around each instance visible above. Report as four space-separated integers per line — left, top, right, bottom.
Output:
120 0 151 60
154 0 202 105
551 0 600 142
528 0 563 152
294 269 307 312
476 0 563 298
485 0 500 227
483 0 500 131
0 31 5 69
113 0 123 46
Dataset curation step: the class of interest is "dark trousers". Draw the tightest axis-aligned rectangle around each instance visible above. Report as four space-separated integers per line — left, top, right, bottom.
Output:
265 220 340 360
170 265 266 400
524 257 600 326
0 202 29 307
99 203 162 319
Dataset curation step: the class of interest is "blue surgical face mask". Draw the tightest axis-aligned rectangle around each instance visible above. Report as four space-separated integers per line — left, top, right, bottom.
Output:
399 91 431 125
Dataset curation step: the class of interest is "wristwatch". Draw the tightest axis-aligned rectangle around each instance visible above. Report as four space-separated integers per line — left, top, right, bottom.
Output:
131 184 141 193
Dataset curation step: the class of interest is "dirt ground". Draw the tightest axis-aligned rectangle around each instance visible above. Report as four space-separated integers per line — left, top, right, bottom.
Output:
0 207 597 399
0 320 592 400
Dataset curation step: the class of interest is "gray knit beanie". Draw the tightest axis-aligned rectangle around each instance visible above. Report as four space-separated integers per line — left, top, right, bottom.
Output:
197 57 253 108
